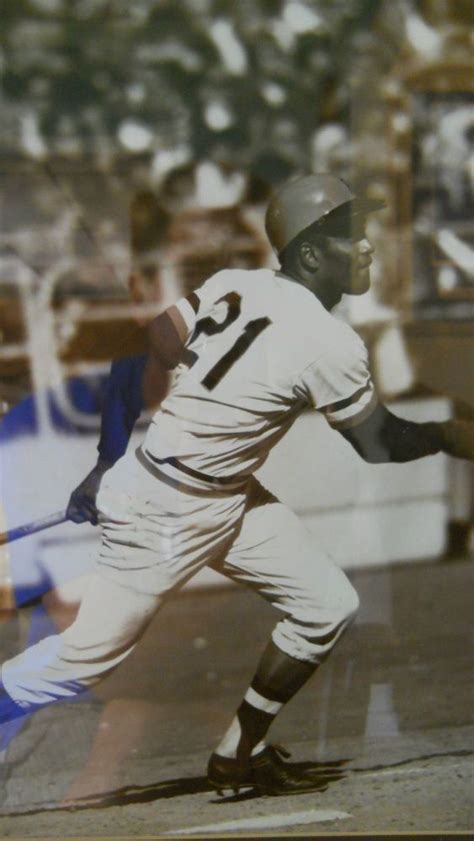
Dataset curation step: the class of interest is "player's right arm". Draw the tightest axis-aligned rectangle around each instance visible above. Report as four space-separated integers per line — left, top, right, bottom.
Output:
296 322 474 464
338 402 474 463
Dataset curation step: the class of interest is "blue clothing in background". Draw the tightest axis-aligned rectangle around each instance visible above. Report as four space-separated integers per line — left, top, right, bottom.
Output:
0 354 148 751
0 353 147 606
97 354 146 463
0 354 146 464
0 375 106 440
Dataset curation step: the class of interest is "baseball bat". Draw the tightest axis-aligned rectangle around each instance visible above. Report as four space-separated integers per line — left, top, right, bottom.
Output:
0 511 69 546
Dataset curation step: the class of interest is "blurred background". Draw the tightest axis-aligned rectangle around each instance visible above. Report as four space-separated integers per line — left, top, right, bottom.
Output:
0 0 472 593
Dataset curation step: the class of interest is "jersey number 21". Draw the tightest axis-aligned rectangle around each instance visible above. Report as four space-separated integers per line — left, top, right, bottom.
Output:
188 292 271 391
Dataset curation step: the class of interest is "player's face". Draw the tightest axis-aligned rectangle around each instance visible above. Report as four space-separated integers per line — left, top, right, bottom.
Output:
304 205 374 299
319 234 374 295
299 211 374 298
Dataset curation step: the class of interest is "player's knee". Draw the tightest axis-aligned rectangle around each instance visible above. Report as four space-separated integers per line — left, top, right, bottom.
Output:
305 571 359 627
302 578 359 650
55 644 110 692
340 580 359 625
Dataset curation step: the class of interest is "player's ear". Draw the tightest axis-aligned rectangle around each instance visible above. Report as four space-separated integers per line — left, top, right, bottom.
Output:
299 241 320 271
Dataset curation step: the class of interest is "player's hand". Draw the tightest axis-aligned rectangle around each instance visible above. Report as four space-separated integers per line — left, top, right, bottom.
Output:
440 420 474 461
66 459 113 525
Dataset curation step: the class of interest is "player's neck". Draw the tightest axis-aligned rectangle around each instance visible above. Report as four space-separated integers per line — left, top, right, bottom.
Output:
309 279 342 311
278 263 342 311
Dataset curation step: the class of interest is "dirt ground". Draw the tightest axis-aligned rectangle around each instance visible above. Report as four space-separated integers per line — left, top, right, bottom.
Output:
0 555 472 838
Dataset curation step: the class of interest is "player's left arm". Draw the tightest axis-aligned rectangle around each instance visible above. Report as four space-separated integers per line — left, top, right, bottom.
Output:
143 291 200 401
338 401 474 463
147 292 199 366
67 294 201 525
67 354 148 523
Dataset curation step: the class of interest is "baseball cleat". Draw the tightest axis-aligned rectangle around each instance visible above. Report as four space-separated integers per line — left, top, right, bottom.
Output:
207 744 325 796
207 751 253 795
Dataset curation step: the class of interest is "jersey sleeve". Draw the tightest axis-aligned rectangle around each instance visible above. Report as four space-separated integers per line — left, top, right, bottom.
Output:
174 295 199 338
294 326 377 429
172 272 223 344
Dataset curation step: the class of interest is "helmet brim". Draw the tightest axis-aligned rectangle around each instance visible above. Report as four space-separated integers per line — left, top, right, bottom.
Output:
348 196 386 216
309 195 386 237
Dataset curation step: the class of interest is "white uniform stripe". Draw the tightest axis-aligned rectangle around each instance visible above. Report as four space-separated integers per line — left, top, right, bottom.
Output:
245 685 283 714
174 296 197 333
327 392 378 429
328 390 378 430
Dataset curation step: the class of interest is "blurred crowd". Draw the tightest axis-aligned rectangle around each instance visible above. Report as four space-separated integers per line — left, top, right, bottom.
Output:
0 0 472 410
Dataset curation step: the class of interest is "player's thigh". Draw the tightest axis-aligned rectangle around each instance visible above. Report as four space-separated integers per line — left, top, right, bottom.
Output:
221 500 354 615
96 452 247 596
42 577 91 632
60 569 161 655
1 571 162 705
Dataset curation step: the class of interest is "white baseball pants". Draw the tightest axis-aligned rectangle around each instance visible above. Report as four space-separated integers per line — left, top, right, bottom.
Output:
2 450 358 708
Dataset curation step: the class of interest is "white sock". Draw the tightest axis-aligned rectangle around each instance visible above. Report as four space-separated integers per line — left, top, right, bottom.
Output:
214 687 283 758
215 716 242 758
245 686 283 715
251 740 267 757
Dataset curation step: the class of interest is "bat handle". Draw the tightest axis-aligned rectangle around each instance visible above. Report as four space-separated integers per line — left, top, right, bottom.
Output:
0 510 69 546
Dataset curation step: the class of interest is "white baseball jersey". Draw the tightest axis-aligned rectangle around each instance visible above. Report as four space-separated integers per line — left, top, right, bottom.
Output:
142 268 376 478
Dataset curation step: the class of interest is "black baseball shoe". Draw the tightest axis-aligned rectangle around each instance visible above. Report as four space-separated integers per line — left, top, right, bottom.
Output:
207 744 326 796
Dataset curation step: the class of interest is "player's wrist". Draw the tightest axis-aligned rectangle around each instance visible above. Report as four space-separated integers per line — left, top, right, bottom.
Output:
424 419 467 456
419 420 445 453
432 420 461 455
435 419 474 460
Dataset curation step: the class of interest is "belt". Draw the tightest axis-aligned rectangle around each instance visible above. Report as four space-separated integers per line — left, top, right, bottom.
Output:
137 447 249 491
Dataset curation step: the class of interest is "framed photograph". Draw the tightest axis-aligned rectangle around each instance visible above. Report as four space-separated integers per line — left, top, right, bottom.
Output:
0 5 472 841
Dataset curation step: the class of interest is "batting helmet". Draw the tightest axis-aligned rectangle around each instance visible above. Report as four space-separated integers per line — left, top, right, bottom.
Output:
265 173 384 254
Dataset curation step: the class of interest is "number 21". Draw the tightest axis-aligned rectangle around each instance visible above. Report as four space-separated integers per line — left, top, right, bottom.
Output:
188 292 271 391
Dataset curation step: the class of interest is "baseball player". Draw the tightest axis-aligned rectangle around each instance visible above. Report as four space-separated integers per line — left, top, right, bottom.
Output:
1 174 473 797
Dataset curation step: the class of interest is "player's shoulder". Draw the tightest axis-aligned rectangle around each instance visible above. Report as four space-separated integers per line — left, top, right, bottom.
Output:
318 313 369 377
293 293 368 368
325 309 365 346
280 281 356 337
196 267 274 295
